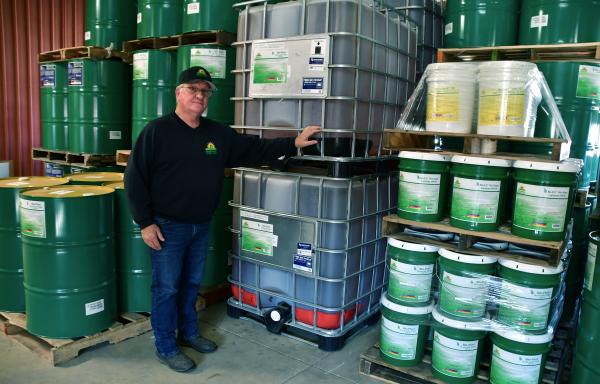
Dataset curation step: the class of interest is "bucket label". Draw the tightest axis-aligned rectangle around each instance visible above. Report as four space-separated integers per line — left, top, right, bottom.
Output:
585 241 597 291
84 31 91 41
451 177 501 224
241 219 276 256
67 61 83 86
426 85 460 122
497 281 552 331
530 14 548 28
478 88 525 127
136 12 142 24
40 64 56 88
252 44 289 84
20 199 46 238
432 331 478 378
444 22 453 35
190 48 227 79
439 271 488 318
490 346 543 384
576 65 600 100
85 299 105 316
389 260 434 303
380 318 419 360
301 77 324 95
398 171 441 215
133 52 149 80
513 182 569 233
186 2 200 14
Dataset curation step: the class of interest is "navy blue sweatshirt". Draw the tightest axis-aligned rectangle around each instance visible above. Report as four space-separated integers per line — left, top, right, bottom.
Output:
125 113 297 229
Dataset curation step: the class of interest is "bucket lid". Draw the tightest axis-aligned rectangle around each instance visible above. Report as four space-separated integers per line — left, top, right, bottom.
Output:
104 181 124 190
399 151 451 162
68 172 124 183
498 259 564 275
388 237 439 253
381 294 434 315
451 155 512 168
479 61 538 72
21 185 114 198
438 248 497 265
426 63 478 73
493 328 553 344
513 159 581 173
0 176 69 189
432 307 487 330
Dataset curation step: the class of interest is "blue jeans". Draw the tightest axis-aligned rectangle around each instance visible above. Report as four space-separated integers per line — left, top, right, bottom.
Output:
150 216 210 357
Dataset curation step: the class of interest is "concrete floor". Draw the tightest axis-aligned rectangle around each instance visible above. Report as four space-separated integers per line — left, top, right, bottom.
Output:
0 301 384 384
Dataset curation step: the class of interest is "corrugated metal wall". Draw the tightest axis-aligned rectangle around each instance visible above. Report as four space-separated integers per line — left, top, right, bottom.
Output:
0 0 85 176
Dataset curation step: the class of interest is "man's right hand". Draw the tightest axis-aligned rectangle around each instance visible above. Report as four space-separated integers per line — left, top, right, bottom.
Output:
141 224 165 250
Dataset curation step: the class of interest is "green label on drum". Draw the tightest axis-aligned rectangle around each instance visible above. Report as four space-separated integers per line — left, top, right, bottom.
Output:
577 65 600 100
190 48 227 79
20 199 46 238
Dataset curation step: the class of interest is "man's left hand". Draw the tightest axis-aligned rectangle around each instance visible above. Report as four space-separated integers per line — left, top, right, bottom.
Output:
295 125 321 148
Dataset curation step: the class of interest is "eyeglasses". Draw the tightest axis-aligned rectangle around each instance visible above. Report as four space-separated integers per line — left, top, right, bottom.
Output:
180 86 213 97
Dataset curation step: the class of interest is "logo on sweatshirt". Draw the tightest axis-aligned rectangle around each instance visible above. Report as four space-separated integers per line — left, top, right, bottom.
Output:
205 142 217 155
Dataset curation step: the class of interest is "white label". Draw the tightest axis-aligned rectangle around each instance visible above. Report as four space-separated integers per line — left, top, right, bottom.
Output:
190 48 227 79
308 38 327 71
84 31 91 41
20 199 46 238
133 52 149 80
432 331 478 378
187 2 200 14
503 280 553 300
490 346 542 384
443 271 488 289
48 190 74 195
398 171 442 215
21 199 45 210
451 177 501 224
585 242 597 291
109 131 122 140
530 14 548 28
380 318 419 360
242 219 273 233
136 12 142 24
389 260 435 302
85 299 105 316
390 259 434 275
445 22 453 35
240 210 269 222
513 183 569 232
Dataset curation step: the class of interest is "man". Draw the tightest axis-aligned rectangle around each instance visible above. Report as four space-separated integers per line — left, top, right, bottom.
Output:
125 66 319 372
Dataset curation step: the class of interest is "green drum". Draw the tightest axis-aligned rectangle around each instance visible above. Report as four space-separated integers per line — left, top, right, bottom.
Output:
137 0 182 39
182 0 238 34
68 172 124 185
67 59 132 154
444 0 520 48
177 44 235 125
519 0 600 45
563 243 586 322
0 177 69 312
40 62 69 151
105 182 151 312
20 185 117 338
84 0 137 48
132 49 177 143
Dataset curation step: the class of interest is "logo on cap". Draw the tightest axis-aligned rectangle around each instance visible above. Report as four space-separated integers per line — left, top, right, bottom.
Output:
197 68 208 79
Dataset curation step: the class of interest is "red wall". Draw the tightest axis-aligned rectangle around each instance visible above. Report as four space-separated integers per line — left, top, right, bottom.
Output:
0 0 85 176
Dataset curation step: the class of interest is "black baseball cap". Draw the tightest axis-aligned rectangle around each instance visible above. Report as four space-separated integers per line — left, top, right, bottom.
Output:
178 66 217 90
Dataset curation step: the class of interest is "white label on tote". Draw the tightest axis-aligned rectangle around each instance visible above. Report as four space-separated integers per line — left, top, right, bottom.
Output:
84 31 91 41
137 12 142 24
240 210 269 222
187 2 200 14
585 242 598 291
445 22 453 35
109 131 122 140
85 299 105 316
530 14 548 28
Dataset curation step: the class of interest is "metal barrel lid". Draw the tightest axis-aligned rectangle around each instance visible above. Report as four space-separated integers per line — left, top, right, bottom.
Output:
68 172 124 183
0 176 69 189
21 185 115 198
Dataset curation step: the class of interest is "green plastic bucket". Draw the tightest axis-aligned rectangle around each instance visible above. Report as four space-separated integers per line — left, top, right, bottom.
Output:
449 156 511 232
497 259 564 332
386 238 438 306
379 295 433 367
431 308 487 384
438 248 497 320
511 160 580 241
489 329 553 384
571 298 600 383
398 151 451 222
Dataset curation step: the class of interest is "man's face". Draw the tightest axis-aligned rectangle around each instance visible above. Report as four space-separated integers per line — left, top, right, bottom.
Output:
175 80 212 116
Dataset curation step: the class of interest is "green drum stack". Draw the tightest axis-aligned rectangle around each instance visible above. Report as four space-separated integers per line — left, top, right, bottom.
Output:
137 0 183 39
84 0 137 48
0 177 69 312
40 62 69 151
20 185 117 338
181 0 238 34
132 49 177 143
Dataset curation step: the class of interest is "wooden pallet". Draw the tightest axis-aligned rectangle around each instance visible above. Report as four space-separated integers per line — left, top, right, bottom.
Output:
437 42 600 63
196 283 232 312
383 215 566 267
123 31 236 53
39 46 131 63
32 148 116 167
116 149 131 167
0 311 151 366
384 129 570 162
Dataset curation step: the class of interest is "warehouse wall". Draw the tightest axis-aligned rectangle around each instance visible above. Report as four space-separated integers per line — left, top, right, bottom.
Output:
0 0 85 176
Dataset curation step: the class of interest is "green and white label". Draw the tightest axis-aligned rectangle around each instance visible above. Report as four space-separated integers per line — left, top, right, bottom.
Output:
133 52 149 80
451 177 500 224
20 199 46 238
439 271 488 318
187 2 199 14
241 219 277 256
380 318 419 360
190 48 227 79
490 346 542 384
388 259 434 303
513 182 569 233
576 65 600 100
585 241 598 291
497 281 552 331
432 332 478 378
398 171 441 215
530 14 548 28
253 44 289 84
